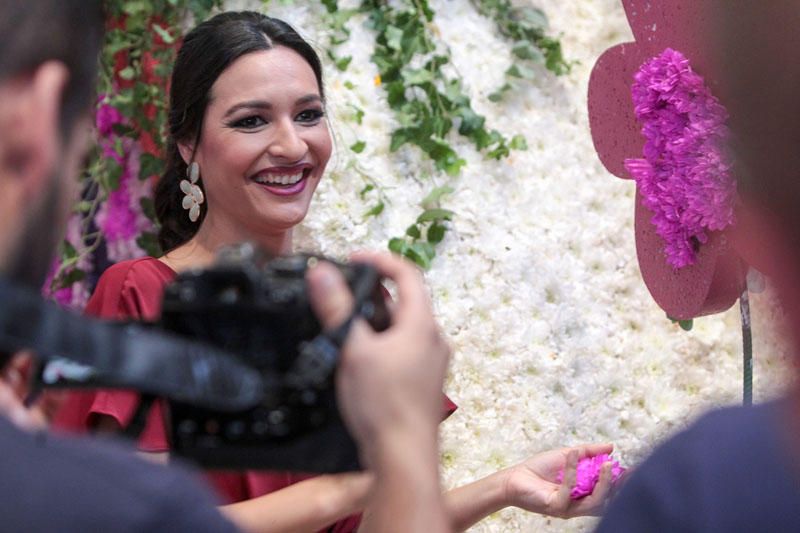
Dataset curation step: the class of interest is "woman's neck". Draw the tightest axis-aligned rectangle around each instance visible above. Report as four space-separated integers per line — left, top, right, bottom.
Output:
160 216 293 272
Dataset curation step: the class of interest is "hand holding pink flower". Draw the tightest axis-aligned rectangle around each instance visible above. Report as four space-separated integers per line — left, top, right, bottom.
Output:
503 443 621 518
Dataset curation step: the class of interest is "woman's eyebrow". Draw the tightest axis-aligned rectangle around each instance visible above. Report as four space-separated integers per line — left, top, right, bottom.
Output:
296 94 321 106
223 100 271 118
223 95 321 118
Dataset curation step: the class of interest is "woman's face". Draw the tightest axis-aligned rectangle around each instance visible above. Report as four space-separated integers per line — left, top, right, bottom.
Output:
187 46 331 238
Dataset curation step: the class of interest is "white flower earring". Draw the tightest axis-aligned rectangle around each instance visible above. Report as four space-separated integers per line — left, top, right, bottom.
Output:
180 161 204 223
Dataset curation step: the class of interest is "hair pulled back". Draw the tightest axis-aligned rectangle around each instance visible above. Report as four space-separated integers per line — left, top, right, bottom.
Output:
155 11 324 252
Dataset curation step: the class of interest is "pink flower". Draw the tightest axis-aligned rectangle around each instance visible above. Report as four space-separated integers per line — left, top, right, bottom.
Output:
624 48 736 269
557 454 626 500
96 97 124 137
94 142 154 262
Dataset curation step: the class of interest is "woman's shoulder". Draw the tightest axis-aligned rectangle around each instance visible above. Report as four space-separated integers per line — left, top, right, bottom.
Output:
99 257 175 285
87 257 177 320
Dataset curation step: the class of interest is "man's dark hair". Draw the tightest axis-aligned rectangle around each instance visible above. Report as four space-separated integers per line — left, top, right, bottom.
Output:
0 0 104 138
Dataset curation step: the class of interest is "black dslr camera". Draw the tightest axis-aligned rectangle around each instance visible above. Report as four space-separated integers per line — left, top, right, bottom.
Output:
161 244 390 472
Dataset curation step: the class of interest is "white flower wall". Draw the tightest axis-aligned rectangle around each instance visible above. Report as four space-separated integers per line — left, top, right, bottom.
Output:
233 0 794 530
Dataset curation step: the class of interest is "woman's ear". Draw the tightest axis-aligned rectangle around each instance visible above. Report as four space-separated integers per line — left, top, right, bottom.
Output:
177 141 195 166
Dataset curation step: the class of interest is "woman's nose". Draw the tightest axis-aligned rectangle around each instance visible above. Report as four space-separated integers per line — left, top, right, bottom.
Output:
267 118 307 162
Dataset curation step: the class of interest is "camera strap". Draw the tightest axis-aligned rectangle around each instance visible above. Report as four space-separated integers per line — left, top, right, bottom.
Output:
285 313 356 390
0 277 264 412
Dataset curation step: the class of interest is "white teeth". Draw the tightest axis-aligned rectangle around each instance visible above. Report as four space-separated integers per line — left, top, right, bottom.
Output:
254 172 304 185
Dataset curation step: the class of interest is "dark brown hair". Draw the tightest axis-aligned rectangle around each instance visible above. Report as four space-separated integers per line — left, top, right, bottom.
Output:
0 0 104 139
155 11 324 252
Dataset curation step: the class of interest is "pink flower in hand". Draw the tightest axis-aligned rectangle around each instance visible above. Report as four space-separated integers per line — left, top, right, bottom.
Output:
557 454 625 500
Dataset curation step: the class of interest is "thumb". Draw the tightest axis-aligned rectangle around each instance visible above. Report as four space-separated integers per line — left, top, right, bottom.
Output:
306 261 355 330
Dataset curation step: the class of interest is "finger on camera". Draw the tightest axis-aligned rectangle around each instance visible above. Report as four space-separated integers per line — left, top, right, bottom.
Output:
349 251 429 321
306 260 354 330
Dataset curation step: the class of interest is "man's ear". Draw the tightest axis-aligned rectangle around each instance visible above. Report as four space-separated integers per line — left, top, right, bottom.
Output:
0 352 36 403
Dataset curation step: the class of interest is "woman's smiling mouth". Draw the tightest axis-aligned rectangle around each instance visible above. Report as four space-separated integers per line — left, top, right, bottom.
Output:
251 166 312 196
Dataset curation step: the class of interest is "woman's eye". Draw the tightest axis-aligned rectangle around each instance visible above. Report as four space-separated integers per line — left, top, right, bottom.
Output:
296 109 324 123
232 116 266 129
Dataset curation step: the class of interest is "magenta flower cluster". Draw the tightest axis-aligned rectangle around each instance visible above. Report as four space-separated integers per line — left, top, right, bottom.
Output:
557 453 625 500
624 48 736 269
94 98 154 263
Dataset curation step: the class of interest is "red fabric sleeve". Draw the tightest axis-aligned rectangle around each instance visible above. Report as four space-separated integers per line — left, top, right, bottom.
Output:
52 258 175 452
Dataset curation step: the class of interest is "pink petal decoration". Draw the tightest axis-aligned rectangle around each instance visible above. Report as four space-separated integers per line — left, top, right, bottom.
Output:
587 0 745 320
556 453 626 500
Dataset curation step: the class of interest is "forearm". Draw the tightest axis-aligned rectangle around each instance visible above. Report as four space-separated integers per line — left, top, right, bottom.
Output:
221 474 367 533
359 424 450 533
444 469 511 532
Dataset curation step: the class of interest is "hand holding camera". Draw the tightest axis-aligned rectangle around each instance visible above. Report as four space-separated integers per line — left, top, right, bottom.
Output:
307 251 450 463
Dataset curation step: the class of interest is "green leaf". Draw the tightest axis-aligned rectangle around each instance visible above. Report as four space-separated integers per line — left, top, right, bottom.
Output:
152 24 175 45
421 185 454 209
118 66 136 81
518 6 549 31
386 26 404 50
122 1 148 16
364 201 384 218
509 134 528 150
344 80 355 90
406 224 421 238
488 83 512 102
401 67 433 86
427 222 446 243
57 268 86 288
350 140 366 153
388 237 408 255
404 245 431 270
668 315 695 331
390 128 415 152
139 153 163 180
136 232 162 257
335 55 353 71
106 163 123 191
512 41 545 63
140 197 157 222
457 106 485 135
506 63 535 80
417 208 454 223
405 242 435 269
359 184 375 198
62 240 78 260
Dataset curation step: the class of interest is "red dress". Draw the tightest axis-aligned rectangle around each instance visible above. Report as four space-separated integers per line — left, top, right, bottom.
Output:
53 257 457 532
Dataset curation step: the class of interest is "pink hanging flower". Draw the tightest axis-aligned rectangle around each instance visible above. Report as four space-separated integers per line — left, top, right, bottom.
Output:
557 453 626 500
94 141 155 262
96 98 124 137
624 48 736 269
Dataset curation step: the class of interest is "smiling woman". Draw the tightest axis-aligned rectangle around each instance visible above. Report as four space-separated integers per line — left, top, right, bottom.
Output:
155 12 330 262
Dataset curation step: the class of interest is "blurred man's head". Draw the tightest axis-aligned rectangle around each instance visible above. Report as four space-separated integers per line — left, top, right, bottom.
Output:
0 0 103 289
711 2 800 349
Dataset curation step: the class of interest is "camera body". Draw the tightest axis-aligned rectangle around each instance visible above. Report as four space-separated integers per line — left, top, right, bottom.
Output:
161 245 390 472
